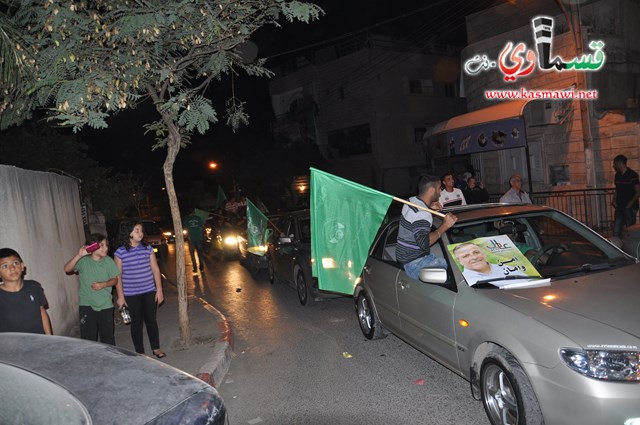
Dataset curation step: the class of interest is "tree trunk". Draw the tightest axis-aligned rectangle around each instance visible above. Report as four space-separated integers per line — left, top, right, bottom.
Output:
163 126 191 346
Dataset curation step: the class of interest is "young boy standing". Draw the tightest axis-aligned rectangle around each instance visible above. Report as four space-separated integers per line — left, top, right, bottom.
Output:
64 234 120 345
0 248 52 335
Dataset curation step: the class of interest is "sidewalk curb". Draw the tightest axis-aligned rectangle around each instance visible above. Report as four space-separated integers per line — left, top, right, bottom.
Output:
162 274 233 389
195 297 234 388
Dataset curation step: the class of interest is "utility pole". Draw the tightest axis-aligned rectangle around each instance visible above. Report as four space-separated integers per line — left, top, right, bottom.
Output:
570 2 596 188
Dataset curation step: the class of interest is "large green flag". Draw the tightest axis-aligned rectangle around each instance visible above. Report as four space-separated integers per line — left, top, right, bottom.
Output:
310 168 393 294
246 198 270 256
216 186 227 209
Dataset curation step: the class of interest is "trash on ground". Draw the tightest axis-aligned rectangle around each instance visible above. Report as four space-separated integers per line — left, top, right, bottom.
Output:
414 378 425 385
342 351 353 359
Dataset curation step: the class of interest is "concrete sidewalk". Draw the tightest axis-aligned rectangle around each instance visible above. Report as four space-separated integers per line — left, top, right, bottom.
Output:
114 263 232 388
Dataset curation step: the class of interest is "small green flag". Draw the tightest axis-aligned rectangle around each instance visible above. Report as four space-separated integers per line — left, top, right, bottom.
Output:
216 186 227 209
310 168 392 294
246 198 270 256
194 208 210 223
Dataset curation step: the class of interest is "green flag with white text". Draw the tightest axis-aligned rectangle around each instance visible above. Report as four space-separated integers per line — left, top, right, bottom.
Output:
310 168 393 294
246 198 270 256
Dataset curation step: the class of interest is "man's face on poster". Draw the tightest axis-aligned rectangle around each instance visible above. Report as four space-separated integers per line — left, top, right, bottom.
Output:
454 244 488 272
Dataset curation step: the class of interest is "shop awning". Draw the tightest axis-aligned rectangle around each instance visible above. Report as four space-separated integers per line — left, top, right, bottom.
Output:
425 99 534 157
429 99 533 136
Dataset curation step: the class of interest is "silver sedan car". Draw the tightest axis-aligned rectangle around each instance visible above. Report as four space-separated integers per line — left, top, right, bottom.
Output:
354 204 639 425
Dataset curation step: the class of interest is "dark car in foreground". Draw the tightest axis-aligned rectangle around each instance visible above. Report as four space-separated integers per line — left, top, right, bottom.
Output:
0 333 227 424
355 204 639 425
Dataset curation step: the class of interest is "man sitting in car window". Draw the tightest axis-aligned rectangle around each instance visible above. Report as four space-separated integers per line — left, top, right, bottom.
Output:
397 175 457 279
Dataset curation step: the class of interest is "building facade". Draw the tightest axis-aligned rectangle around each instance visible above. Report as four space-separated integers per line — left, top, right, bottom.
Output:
269 34 467 196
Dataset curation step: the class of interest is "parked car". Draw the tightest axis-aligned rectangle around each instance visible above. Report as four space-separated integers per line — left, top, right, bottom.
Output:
107 219 169 262
267 209 342 306
0 333 227 424
355 203 639 425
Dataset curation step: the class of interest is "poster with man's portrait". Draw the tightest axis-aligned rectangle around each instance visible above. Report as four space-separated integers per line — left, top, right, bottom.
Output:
448 235 549 288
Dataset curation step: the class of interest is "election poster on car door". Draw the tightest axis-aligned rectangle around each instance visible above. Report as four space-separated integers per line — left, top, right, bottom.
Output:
447 235 550 289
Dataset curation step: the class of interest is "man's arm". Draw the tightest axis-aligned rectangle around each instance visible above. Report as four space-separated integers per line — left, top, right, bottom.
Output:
41 307 52 335
626 180 640 209
428 213 458 245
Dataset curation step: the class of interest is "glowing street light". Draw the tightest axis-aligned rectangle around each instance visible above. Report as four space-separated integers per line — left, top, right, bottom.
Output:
208 162 218 170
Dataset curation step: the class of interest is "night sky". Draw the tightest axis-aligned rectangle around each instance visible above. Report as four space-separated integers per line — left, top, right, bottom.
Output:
79 0 499 195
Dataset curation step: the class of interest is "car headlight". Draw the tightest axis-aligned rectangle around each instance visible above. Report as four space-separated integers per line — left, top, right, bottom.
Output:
560 348 640 381
163 231 172 237
224 236 238 246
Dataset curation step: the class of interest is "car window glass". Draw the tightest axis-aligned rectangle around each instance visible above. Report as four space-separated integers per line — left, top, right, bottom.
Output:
299 218 311 243
0 363 91 424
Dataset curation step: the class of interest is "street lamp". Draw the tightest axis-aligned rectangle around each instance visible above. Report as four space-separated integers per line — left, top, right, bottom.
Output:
208 162 218 170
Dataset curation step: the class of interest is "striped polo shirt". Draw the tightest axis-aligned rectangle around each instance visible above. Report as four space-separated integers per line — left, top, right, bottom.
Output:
396 196 433 265
114 244 156 296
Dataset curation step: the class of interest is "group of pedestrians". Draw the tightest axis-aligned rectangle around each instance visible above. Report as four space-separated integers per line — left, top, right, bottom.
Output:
0 221 165 359
437 170 529 208
398 153 639 281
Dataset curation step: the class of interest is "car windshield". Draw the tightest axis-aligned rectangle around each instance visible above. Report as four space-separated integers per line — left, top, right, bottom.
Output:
447 210 631 281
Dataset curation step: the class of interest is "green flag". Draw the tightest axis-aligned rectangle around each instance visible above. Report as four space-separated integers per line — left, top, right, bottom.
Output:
194 208 210 222
246 198 270 256
310 168 392 294
216 186 227 209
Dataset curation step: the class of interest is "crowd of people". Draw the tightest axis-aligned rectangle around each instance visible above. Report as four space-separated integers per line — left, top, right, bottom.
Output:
398 154 639 282
2 156 637 339
1 221 166 359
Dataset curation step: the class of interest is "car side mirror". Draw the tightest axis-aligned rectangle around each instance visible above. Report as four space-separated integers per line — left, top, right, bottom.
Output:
419 268 448 285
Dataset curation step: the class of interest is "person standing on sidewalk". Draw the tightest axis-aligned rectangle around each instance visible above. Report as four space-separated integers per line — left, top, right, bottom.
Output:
114 222 166 359
183 209 206 272
612 154 640 237
64 234 119 345
0 248 52 335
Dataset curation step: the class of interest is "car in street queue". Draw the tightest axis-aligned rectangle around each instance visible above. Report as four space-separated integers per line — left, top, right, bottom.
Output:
107 219 169 262
355 203 640 425
267 209 318 305
0 333 227 424
239 213 282 273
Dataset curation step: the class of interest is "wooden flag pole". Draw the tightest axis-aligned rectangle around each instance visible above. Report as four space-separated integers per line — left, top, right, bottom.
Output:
391 196 446 218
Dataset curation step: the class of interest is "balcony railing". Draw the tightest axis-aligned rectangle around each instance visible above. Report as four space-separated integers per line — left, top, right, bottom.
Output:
489 188 617 236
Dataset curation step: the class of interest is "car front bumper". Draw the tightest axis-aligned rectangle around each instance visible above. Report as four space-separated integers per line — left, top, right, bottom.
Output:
526 360 640 425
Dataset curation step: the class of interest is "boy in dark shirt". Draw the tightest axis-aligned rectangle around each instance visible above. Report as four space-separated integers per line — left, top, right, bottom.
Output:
0 248 52 334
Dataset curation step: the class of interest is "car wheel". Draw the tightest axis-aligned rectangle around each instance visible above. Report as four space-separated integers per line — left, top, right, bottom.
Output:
480 348 544 425
296 269 314 306
267 257 276 284
356 291 386 340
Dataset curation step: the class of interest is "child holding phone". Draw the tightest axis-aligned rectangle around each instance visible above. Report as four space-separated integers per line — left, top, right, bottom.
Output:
64 234 120 345
0 248 52 334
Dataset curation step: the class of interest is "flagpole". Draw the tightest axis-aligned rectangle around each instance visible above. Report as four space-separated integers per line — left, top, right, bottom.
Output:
391 196 446 218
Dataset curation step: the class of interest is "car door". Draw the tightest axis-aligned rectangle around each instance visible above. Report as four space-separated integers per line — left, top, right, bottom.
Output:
363 221 402 333
273 215 295 283
395 238 460 371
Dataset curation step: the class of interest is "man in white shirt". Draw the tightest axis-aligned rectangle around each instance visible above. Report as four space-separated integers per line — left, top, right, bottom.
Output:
439 172 467 208
499 174 532 204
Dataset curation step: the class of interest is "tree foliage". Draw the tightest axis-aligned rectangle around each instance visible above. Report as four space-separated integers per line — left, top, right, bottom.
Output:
0 0 322 345
1 0 322 136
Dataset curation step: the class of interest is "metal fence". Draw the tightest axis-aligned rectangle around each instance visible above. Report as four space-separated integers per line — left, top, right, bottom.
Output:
489 188 617 236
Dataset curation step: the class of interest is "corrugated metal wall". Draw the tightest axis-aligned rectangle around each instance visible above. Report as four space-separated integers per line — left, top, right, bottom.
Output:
0 165 84 335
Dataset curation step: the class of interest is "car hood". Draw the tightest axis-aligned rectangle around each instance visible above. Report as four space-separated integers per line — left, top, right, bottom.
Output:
0 334 224 424
478 263 640 348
